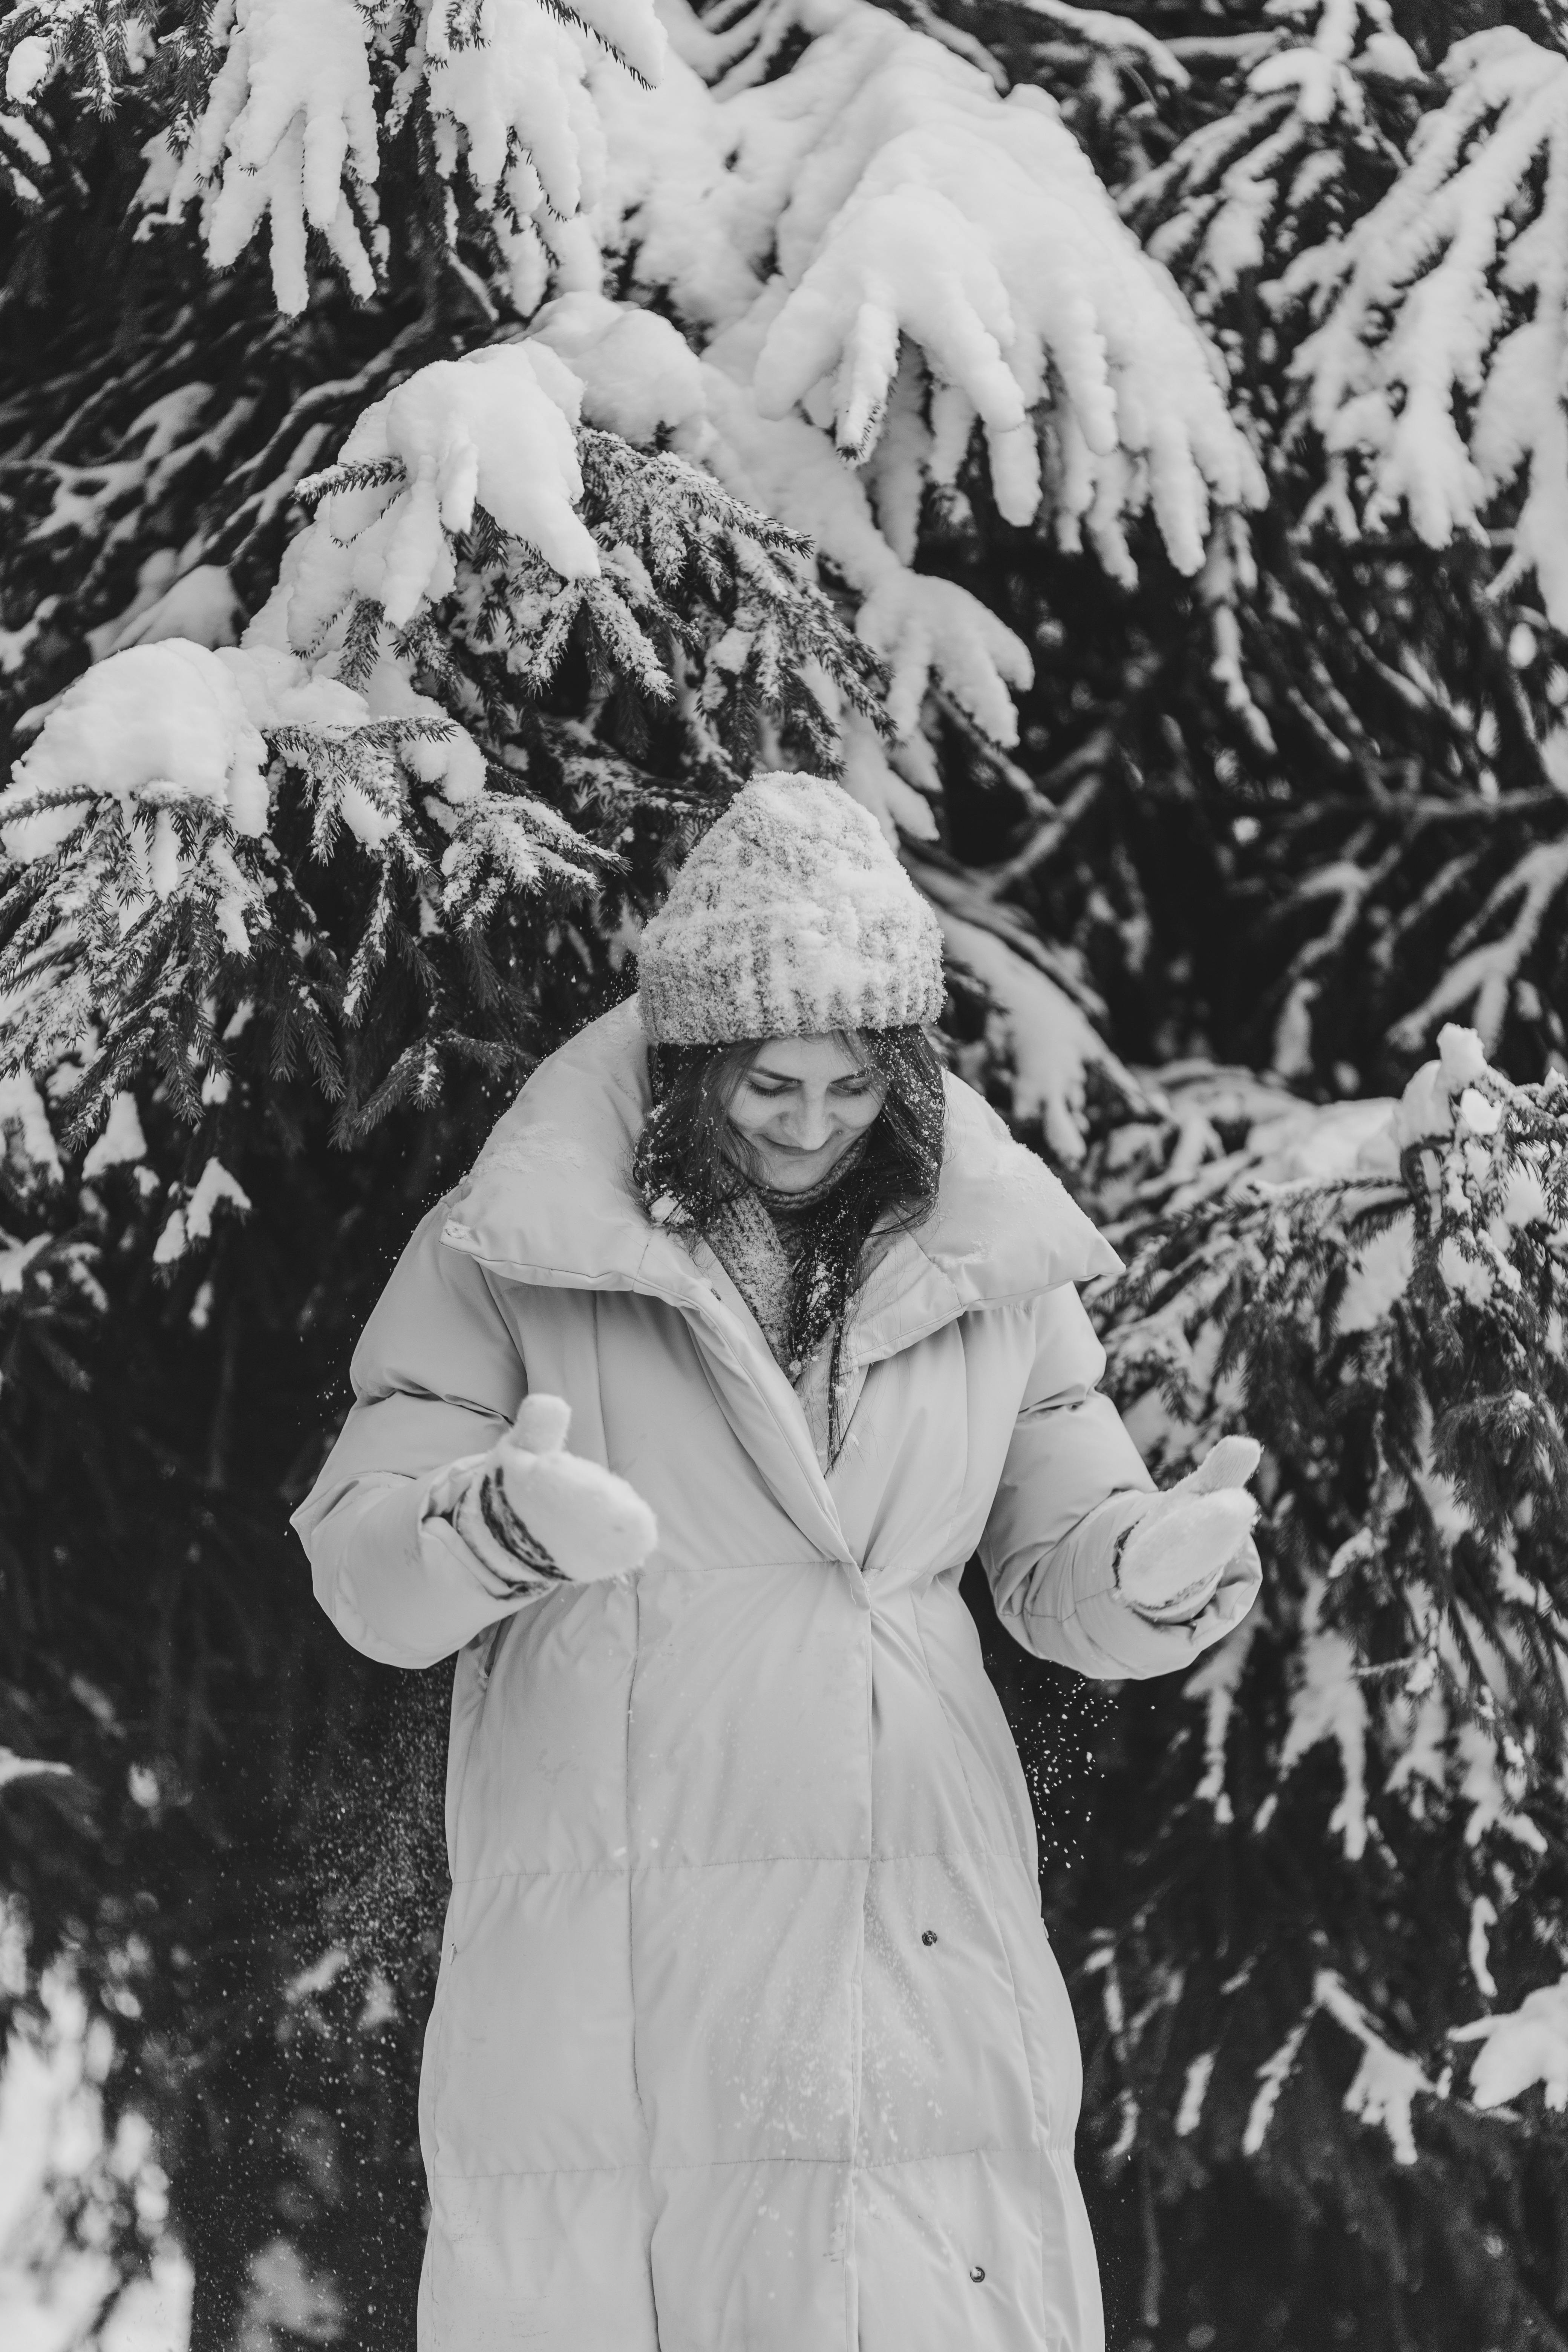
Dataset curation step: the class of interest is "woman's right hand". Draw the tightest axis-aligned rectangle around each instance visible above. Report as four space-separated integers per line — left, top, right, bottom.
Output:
430 1395 659 1586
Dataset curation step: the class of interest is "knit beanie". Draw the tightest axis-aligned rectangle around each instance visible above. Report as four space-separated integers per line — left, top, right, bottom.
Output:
636 772 946 1044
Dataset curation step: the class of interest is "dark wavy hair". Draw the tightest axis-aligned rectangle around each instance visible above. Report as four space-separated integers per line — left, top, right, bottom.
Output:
633 1026 947 1454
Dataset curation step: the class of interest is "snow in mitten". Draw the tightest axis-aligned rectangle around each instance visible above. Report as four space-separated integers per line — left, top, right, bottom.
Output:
430 1394 658 1586
1115 1436 1261 1625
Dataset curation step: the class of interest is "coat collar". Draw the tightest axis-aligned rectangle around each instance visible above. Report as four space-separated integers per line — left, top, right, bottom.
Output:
439 999 1119 1571
440 997 1119 1334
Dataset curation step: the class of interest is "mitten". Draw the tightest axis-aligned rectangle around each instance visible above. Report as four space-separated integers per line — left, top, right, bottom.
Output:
1115 1435 1261 1624
429 1395 658 1587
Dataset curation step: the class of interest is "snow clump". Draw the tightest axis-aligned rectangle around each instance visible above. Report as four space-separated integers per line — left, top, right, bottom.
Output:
0 631 493 969
1 641 271 867
1454 1975 1568 2111
272 343 598 648
5 34 54 108
164 0 667 315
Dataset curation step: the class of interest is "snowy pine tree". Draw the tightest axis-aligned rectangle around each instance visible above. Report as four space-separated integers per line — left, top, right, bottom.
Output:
4 0 1568 2345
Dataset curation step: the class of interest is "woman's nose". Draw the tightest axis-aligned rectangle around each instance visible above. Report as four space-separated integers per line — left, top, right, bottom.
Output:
783 1096 833 1149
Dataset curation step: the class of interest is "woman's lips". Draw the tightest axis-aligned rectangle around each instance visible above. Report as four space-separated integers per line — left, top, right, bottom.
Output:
763 1140 837 1162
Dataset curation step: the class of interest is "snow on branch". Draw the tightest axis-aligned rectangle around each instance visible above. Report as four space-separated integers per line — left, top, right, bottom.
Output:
267 339 881 764
1 0 137 129
0 340 885 1135
32 0 1260 802
1290 27 1568 627
987 0 1188 91
1184 1613 1256 1824
1453 1974 1568 2111
0 1746 74 1788
159 0 668 315
699 367 1035 743
171 0 383 312
285 341 602 634
1318 1970 1437 2165
1087 1031 1568 2188
1387 836 1568 1057
745 1 1260 572
593 0 1260 712
11 0 1258 769
1098 1024 1568 1873
1243 1971 1436 2165
0 629 569 1130
937 907 1144 1162
1127 0 1420 319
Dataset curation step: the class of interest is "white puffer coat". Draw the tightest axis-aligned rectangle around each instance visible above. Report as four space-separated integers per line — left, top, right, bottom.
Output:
293 1001 1258 2352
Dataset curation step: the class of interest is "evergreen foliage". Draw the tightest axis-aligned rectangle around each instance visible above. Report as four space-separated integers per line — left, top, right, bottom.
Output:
1066 1033 1568 2344
4 0 1568 2346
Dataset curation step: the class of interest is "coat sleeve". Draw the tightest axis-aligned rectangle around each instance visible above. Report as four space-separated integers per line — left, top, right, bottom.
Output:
290 1202 536 1669
977 1285 1255 1680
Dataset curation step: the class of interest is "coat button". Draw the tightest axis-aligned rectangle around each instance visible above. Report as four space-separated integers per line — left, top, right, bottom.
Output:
921 1929 938 1946
969 2265 986 2283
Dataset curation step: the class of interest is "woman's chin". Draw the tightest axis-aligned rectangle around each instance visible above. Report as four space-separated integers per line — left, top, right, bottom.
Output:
755 1146 843 1192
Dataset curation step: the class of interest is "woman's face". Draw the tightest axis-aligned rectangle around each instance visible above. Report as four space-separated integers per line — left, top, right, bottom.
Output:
725 1033 887 1194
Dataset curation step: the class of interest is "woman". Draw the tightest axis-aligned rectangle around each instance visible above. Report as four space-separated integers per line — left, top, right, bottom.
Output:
294 772 1260 2352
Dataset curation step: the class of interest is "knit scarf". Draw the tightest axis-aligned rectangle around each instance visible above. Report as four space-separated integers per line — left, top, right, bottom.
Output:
700 1145 882 1467
704 1182 840 1369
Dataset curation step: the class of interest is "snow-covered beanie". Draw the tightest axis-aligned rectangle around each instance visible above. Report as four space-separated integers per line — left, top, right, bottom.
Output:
636 772 946 1044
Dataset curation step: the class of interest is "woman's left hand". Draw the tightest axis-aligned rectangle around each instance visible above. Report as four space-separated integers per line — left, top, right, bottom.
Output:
1114 1436 1262 1626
